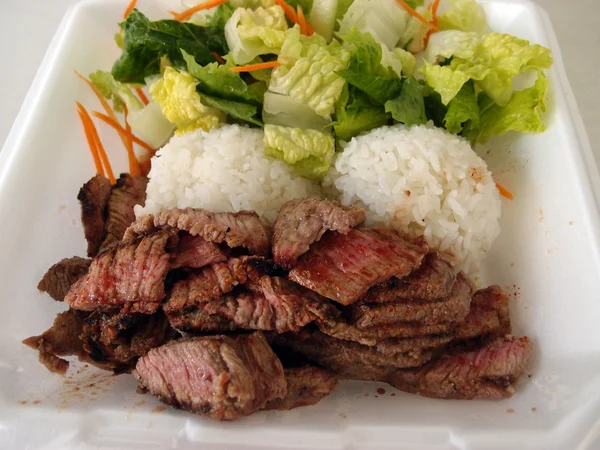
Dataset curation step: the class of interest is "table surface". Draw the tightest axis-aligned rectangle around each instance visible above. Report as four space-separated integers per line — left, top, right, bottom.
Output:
1 0 598 163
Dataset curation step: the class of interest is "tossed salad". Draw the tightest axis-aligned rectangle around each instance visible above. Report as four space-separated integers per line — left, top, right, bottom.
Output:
77 0 552 180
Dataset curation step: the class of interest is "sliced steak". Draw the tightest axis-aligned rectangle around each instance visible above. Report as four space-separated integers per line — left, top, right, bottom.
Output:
99 174 148 253
374 334 454 356
264 366 339 411
124 208 270 256
272 198 365 269
275 330 433 369
78 175 112 257
134 332 286 420
358 252 456 304
65 231 171 313
170 234 229 269
200 276 338 333
37 256 92 301
80 310 171 373
349 273 473 328
23 310 88 375
166 307 238 333
388 336 532 399
471 286 511 335
289 229 428 305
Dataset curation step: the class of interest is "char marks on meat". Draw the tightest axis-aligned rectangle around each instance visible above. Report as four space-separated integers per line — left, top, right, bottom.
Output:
134 332 286 420
124 208 270 256
349 273 473 328
289 229 428 305
65 231 171 313
99 174 148 253
78 175 112 257
264 366 339 411
170 234 229 269
23 310 88 375
358 252 457 305
389 336 532 399
272 198 365 269
37 256 92 301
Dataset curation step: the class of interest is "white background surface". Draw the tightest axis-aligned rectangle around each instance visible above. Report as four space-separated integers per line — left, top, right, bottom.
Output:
0 0 599 162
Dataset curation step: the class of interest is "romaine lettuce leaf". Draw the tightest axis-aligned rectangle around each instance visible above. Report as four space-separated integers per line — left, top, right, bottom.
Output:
384 77 427 126
225 5 288 65
263 92 331 129
443 80 479 134
423 30 479 63
268 26 350 118
149 67 225 134
264 124 335 179
393 48 417 76
467 71 549 143
309 0 338 42
89 70 143 113
437 0 487 33
229 0 276 8
112 10 228 84
333 85 390 141
199 95 263 126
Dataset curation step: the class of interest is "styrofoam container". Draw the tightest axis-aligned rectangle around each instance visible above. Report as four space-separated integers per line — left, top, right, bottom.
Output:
0 0 599 448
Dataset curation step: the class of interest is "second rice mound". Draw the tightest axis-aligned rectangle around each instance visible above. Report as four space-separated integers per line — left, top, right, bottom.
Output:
325 124 501 273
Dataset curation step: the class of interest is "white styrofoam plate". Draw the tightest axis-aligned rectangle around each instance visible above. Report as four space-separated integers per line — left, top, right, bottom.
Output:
1 0 599 448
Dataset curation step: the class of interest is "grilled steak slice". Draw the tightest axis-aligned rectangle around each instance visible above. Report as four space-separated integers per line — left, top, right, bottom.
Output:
124 208 270 256
289 229 428 305
78 175 112 257
275 330 433 369
471 286 511 335
272 198 365 269
99 174 148 253
23 310 88 375
37 256 92 301
134 332 286 420
80 310 171 373
166 307 238 333
374 334 454 356
65 231 170 313
358 252 456 304
264 366 339 411
388 336 532 399
349 273 473 328
200 277 338 333
170 234 229 269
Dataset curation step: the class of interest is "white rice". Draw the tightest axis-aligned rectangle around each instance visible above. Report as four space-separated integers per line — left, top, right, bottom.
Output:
324 124 501 273
136 125 322 223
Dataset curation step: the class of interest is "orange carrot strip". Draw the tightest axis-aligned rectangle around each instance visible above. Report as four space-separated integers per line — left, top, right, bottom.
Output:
297 5 308 35
77 108 105 177
395 0 438 30
123 0 137 19
123 106 142 176
77 102 116 184
135 87 149 105
75 70 119 122
171 0 228 22
140 159 152 177
274 0 298 23
496 183 514 200
431 0 441 24
211 51 226 64
92 111 156 154
230 61 280 72
306 21 314 36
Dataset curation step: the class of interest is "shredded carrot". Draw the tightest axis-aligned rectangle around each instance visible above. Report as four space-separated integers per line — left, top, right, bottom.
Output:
274 0 297 24
77 102 116 184
77 109 105 177
140 159 152 177
211 52 226 65
496 183 514 200
170 0 228 22
92 111 156 154
123 106 142 177
123 0 137 19
135 87 149 105
306 22 314 36
395 0 438 30
431 0 441 24
296 5 308 35
231 61 280 72
75 71 119 122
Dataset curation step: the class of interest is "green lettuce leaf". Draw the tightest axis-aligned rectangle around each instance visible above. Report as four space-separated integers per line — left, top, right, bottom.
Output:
337 29 402 105
443 80 479 134
308 0 339 42
229 0 276 8
200 95 263 126
422 83 447 128
438 0 487 33
112 9 228 84
467 72 549 143
89 70 143 113
333 85 390 141
423 30 479 63
224 5 288 65
264 124 335 179
393 48 416 76
268 26 350 118
384 77 427 126
149 67 225 134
